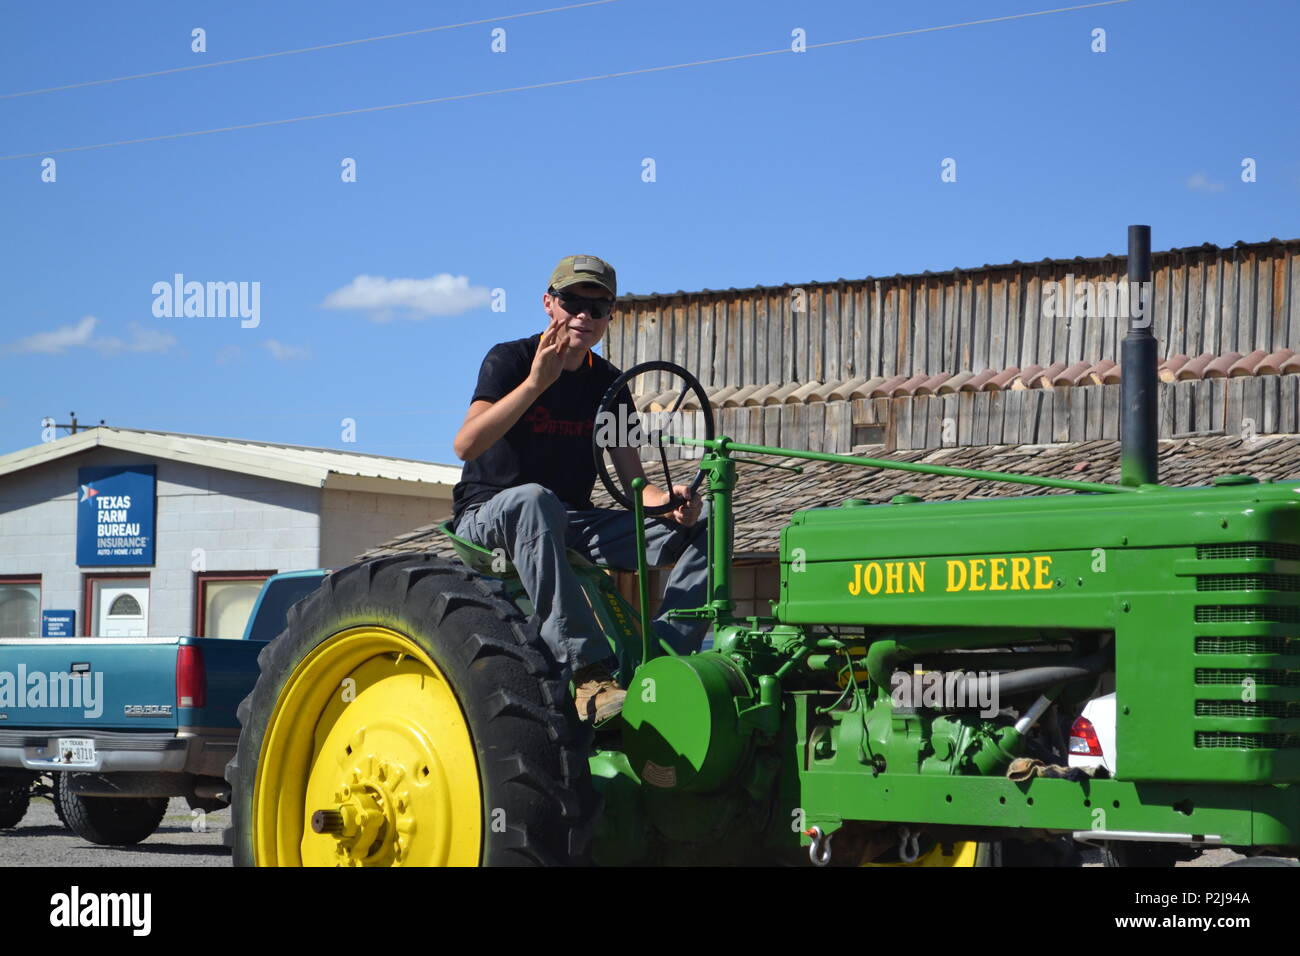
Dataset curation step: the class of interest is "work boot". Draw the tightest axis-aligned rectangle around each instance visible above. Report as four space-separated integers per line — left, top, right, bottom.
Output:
572 661 626 723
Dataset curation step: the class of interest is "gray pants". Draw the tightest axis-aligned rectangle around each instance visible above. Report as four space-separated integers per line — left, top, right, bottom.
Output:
454 483 710 673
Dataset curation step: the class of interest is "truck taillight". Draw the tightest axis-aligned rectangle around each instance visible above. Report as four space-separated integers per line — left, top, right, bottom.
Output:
1069 716 1102 757
177 645 206 709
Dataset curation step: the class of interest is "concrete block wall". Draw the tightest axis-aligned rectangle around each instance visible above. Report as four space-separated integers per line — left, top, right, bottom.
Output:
320 489 451 569
0 447 319 637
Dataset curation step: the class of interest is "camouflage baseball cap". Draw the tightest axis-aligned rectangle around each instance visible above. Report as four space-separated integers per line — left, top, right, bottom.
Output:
549 254 617 298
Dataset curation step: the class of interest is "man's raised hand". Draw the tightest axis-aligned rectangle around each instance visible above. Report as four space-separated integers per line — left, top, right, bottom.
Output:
528 315 571 391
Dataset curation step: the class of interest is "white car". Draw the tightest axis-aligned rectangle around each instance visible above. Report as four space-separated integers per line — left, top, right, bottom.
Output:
1067 692 1116 773
1068 692 1200 867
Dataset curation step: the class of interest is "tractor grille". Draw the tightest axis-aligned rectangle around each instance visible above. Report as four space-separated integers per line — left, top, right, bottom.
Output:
1197 574 1300 592
1195 668 1300 686
1196 732 1300 749
1123 540 1300 778
1195 636 1297 655
1195 700 1298 718
1195 605 1300 623
1197 543 1300 561
1191 542 1300 759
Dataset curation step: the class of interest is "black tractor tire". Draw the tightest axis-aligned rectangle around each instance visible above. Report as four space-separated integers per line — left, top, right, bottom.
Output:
50 773 69 828
226 554 596 867
57 773 167 845
0 785 31 828
1101 841 1182 867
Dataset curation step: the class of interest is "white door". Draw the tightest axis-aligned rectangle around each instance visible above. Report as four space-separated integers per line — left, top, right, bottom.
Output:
96 582 149 637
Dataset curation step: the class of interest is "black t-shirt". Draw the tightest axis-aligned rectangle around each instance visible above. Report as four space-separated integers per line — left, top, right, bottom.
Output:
452 334 636 520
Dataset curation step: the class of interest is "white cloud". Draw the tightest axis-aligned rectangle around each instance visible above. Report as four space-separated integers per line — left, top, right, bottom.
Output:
1186 172 1225 193
3 316 176 356
6 315 98 353
215 345 242 366
321 273 492 321
264 339 309 361
102 322 177 354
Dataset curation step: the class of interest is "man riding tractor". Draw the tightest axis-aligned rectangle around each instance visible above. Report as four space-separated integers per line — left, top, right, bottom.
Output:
450 254 707 723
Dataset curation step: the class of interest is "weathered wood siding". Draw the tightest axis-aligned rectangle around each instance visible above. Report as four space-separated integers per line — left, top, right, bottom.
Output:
608 241 1300 394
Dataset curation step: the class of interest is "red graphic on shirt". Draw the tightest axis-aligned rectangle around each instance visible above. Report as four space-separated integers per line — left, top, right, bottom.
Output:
523 405 594 437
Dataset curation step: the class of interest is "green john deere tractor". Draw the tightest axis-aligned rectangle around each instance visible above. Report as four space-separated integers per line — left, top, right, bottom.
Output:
227 228 1300 866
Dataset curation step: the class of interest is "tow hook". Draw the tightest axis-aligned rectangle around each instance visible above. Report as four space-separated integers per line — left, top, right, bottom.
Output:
898 826 921 863
805 826 834 866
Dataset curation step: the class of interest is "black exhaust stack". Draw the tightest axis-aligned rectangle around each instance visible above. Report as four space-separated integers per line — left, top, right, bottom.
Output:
1121 224 1159 486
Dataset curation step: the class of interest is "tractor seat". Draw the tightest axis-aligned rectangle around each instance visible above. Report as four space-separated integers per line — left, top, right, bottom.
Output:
438 520 605 577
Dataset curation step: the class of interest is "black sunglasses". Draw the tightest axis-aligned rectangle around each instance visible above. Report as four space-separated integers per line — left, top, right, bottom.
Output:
550 287 614 320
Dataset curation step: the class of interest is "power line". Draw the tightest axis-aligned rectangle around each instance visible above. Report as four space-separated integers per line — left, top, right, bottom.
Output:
154 408 467 421
0 0 624 100
0 0 1131 161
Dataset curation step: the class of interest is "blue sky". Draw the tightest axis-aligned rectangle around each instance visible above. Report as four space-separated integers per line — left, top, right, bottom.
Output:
2 0 1296 463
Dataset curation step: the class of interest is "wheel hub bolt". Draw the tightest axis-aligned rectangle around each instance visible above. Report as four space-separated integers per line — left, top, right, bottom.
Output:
312 809 345 834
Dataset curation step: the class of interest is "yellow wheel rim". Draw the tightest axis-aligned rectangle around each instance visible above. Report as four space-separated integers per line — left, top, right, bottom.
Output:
863 840 982 867
253 626 482 866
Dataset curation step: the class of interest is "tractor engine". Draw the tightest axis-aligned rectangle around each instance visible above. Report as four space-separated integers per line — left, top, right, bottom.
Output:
604 475 1300 865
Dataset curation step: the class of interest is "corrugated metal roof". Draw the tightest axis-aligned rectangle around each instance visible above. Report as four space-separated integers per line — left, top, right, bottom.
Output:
0 426 461 494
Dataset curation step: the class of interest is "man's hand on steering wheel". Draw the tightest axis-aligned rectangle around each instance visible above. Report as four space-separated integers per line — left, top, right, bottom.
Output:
595 361 715 517
607 446 701 526
645 483 703 527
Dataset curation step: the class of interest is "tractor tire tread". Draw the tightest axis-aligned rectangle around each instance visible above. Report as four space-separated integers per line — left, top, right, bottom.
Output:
226 553 595 866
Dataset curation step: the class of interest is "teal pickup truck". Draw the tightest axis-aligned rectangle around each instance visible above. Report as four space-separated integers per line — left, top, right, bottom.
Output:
0 569 327 845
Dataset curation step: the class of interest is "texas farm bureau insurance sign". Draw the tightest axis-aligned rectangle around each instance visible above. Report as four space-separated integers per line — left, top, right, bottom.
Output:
76 465 156 566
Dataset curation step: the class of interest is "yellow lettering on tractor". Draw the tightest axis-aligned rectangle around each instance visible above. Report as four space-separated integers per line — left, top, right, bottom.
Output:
1034 555 1054 589
848 560 929 597
989 557 1008 591
864 563 883 595
885 562 903 594
844 556 1052 596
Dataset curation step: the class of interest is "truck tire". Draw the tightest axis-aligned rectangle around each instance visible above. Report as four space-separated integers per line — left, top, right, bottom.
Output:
57 773 167 845
226 555 595 867
0 785 30 828
1101 841 1181 867
50 773 69 828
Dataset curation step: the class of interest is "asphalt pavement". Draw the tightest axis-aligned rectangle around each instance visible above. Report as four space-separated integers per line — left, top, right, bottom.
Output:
0 792 1249 867
0 796 230 867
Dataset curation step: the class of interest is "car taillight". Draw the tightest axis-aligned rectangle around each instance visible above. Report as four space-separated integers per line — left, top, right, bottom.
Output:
177 645 206 709
1069 715 1103 756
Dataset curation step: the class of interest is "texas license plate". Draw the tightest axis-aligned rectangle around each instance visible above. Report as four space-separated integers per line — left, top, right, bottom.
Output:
56 737 96 766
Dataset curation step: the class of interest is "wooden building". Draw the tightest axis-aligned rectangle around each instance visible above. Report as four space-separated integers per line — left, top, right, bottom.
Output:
608 237 1300 456
364 236 1300 624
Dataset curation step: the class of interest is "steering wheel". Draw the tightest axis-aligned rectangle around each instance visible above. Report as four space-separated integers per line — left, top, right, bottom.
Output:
593 360 716 515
